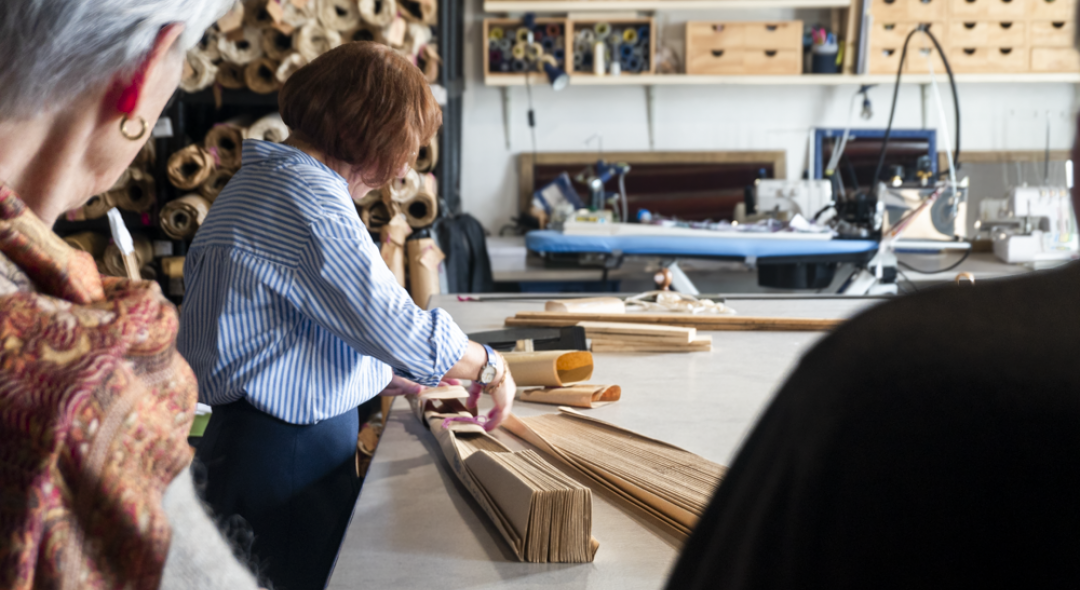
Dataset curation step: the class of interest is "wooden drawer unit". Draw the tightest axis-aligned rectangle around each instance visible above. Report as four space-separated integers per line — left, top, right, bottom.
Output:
686 20 803 75
873 0 949 19
868 46 905 73
1030 20 1075 46
951 0 1028 18
949 21 1026 46
1028 0 1076 19
948 46 1029 71
906 44 949 71
871 0 911 20
1031 46 1080 70
744 48 802 74
686 47 747 74
741 22 804 48
870 21 947 46
686 22 745 50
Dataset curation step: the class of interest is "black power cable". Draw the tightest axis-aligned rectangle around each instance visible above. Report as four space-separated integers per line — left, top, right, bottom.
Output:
897 249 971 274
871 26 960 189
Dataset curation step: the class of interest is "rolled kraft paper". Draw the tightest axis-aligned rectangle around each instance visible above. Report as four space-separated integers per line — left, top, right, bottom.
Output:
161 195 212 240
244 0 279 29
401 189 437 228
167 144 216 190
518 385 621 409
545 297 626 314
359 200 391 230
406 237 443 308
262 28 295 60
417 44 441 83
199 168 236 202
418 385 469 401
193 29 222 63
355 187 383 207
63 232 109 258
105 167 133 193
110 168 156 213
275 52 308 83
204 123 246 170
180 51 218 93
358 0 395 27
343 23 385 44
384 16 408 48
218 27 264 65
282 0 314 28
405 23 432 56
81 193 114 220
398 0 436 24
380 214 411 287
294 22 342 61
247 112 290 143
132 139 156 169
316 0 361 31
388 168 421 202
503 351 594 388
103 236 153 277
216 62 247 89
244 57 282 94
140 265 158 282
414 134 438 173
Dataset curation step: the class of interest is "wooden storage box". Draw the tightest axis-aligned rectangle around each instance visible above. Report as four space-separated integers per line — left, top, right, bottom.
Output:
686 21 803 75
872 0 948 20
1030 20 1076 46
947 46 1029 71
951 0 1028 18
906 44 950 71
569 18 655 75
483 18 571 83
869 20 947 46
948 21 1026 46
1031 46 1080 70
1028 0 1076 19
868 46 905 73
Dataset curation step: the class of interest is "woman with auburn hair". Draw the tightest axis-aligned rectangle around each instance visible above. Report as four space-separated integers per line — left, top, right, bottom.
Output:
177 41 517 590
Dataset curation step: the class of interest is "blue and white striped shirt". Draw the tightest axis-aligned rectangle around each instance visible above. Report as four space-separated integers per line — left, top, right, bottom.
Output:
177 140 467 424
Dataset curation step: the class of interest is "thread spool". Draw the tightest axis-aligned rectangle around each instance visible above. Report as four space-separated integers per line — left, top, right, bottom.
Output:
167 144 216 191
573 53 584 69
358 0 395 27
515 27 530 43
622 28 638 44
489 49 502 66
619 43 634 61
406 235 444 308
533 29 546 42
637 26 650 45
526 42 543 61
541 37 556 52
511 59 527 72
498 61 511 72
554 48 565 62
594 22 611 39
626 55 643 73
160 195 213 240
511 42 527 60
199 168 235 202
489 26 504 40
577 29 595 44
593 42 606 75
496 38 512 52
546 24 561 38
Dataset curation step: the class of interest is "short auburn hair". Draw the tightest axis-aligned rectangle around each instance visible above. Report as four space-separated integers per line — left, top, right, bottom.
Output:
279 42 441 187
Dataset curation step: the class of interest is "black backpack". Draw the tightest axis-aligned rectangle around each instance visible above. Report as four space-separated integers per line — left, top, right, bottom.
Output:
435 214 493 293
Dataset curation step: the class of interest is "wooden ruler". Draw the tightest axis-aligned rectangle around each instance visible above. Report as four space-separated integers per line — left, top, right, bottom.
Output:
505 312 842 332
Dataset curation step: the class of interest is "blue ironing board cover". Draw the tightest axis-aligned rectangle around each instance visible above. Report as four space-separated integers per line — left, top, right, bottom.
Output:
526 230 878 260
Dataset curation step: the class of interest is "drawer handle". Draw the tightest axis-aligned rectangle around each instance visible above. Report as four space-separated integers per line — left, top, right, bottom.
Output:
765 50 777 57
1000 22 1013 28
1044 0 1056 4
1000 47 1013 54
963 48 976 55
882 48 896 57
884 0 895 4
765 24 778 31
1053 21 1066 28
963 22 976 29
711 49 725 57
920 0 931 4
884 23 896 31
712 24 725 33
1001 0 1013 4
965 0 975 4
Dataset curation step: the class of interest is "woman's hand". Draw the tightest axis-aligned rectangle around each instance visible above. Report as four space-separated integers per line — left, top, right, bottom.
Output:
465 369 515 432
378 375 424 397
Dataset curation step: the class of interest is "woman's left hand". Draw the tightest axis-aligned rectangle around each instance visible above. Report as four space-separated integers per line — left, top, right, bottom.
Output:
465 371 515 432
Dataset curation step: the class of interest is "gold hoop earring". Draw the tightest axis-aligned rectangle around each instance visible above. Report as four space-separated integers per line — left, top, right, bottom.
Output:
119 115 148 141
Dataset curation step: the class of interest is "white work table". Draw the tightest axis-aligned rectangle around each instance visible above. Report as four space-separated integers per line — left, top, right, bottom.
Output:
327 295 880 590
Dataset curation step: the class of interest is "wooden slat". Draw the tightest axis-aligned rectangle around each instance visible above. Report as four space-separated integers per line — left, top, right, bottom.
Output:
506 312 842 331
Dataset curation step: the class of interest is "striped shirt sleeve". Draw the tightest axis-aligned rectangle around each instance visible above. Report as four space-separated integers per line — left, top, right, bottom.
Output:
291 214 468 387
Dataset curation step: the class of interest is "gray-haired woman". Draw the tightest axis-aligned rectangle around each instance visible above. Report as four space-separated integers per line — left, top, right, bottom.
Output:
0 1 258 589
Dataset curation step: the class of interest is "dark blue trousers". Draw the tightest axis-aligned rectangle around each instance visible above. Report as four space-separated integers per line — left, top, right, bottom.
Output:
195 400 360 590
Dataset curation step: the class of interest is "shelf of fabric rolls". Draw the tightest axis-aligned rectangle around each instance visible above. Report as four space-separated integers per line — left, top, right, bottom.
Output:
483 72 1080 85
483 0 853 11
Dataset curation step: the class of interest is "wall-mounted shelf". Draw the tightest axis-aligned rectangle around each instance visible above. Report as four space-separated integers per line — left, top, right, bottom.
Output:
485 72 1080 86
483 0 851 12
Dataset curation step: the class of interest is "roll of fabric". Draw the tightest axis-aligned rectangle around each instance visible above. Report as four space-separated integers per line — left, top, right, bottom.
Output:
405 23 432 56
294 22 342 61
103 235 153 277
167 144 216 191
110 168 156 213
204 122 247 170
161 195 213 240
218 26 265 65
262 28 295 60
244 0 279 29
359 200 391 230
317 0 361 31
400 188 437 228
275 52 308 83
193 29 223 63
62 232 109 259
358 0 395 27
415 136 438 173
379 213 411 287
140 265 158 281
216 62 247 89
80 193 114 219
355 187 383 207
282 0 314 28
417 45 440 82
247 112 290 143
398 0 436 24
343 23 385 44
406 237 443 308
244 57 282 94
133 140 156 168
180 50 219 92
199 168 236 202
388 168 421 202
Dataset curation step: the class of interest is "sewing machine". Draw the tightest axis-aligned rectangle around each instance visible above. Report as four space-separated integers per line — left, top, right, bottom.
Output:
976 186 1078 264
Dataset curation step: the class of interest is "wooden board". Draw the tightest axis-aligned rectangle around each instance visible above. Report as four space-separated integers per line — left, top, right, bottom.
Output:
506 311 842 331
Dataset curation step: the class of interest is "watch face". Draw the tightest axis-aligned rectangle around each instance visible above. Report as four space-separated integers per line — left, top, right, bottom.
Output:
480 366 497 383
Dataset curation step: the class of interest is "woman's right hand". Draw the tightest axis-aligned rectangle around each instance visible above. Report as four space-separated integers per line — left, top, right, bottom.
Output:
464 367 515 432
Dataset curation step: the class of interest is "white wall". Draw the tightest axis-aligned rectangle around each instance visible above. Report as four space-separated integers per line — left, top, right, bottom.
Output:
460 0 1078 231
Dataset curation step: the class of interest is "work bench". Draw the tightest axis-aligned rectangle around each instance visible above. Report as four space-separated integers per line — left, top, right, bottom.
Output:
327 295 880 590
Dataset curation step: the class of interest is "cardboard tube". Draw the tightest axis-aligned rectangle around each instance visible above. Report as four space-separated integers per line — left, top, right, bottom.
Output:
380 213 411 287
401 189 437 228
358 0 395 27
262 28 295 60
199 168 235 202
180 50 218 93
503 351 594 387
359 200 391 230
204 123 247 170
216 62 247 89
248 112 290 143
388 168 421 202
545 297 626 314
79 193 113 220
161 194 212 240
356 187 383 207
518 385 621 408
218 26 264 65
407 237 443 308
63 232 109 258
167 144 216 190
415 135 439 172
275 52 308 83
317 0 361 31
294 22 341 61
104 235 152 277
110 168 156 213
244 57 282 94
398 0 437 24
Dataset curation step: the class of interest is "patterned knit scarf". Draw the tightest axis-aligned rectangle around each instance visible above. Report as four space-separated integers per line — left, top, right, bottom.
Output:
0 186 198 590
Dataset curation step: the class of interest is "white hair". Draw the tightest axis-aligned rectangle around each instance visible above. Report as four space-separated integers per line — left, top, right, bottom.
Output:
0 0 234 120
